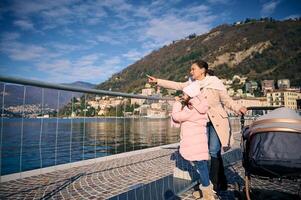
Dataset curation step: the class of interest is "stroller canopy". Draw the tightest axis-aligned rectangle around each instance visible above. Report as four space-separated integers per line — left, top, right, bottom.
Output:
251 107 301 133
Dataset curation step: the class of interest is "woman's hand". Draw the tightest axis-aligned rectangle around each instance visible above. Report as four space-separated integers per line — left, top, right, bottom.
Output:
147 75 157 84
239 106 247 115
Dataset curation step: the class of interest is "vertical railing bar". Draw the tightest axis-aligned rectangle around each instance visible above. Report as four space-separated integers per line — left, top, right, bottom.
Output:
54 90 60 166
115 105 118 154
105 106 108 157
123 103 126 153
140 106 145 200
128 103 136 151
54 90 60 199
94 106 97 160
82 94 87 160
161 116 164 198
19 86 26 178
39 88 44 172
69 93 74 167
0 83 6 182
37 88 44 199
139 107 142 150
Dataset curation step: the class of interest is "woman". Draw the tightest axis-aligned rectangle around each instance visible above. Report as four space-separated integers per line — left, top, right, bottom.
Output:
148 59 247 192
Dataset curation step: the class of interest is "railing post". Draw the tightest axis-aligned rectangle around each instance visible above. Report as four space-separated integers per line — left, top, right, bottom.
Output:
0 83 6 182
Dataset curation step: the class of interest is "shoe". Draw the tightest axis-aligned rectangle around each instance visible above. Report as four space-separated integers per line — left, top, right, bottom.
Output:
200 185 216 200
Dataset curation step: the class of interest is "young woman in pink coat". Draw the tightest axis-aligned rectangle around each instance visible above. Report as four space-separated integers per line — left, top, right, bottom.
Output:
171 82 215 200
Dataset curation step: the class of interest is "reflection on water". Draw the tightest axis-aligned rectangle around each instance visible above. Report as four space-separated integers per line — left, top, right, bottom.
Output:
1 117 180 175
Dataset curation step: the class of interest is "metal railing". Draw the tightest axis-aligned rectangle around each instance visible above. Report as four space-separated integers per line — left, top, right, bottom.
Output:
0 76 179 180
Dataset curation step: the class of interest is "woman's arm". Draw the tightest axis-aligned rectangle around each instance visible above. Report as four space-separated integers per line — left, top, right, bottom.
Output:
147 75 189 90
157 79 189 90
219 90 246 114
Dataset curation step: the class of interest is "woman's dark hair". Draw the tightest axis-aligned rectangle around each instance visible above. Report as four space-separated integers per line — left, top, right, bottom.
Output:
192 59 214 76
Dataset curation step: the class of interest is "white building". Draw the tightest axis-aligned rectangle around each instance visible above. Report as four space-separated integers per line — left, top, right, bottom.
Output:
267 90 301 109
277 79 290 89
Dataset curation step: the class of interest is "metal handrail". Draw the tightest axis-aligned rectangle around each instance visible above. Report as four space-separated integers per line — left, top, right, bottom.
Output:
0 75 173 100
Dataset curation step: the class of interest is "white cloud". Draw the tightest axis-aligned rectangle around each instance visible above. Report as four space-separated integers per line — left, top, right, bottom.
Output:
261 0 280 17
143 14 213 45
38 59 72 72
35 55 123 83
103 56 121 66
283 14 300 20
50 42 89 52
206 0 231 4
30 50 162 81
96 35 121 45
122 50 146 61
0 34 60 61
1 42 50 61
75 54 102 66
8 0 79 16
13 19 35 31
4 0 107 31
42 7 72 18
1 32 21 41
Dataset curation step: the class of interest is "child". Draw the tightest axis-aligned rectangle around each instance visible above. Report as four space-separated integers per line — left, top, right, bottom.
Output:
171 82 215 200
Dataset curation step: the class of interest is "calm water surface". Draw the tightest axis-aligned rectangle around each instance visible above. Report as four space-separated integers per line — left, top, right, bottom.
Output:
1 117 180 175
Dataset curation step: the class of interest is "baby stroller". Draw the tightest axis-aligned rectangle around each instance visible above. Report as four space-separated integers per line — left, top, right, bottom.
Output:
239 107 301 200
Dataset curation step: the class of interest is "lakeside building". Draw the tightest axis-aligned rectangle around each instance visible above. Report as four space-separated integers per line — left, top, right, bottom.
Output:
245 81 258 94
234 97 268 108
277 79 290 89
267 90 301 109
225 97 267 116
261 80 275 95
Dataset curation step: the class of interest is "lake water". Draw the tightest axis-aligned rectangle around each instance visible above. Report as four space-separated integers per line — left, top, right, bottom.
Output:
1 117 244 176
1 117 181 176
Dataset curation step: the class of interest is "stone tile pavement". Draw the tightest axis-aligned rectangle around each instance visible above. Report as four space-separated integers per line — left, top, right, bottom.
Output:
179 160 300 200
0 146 177 199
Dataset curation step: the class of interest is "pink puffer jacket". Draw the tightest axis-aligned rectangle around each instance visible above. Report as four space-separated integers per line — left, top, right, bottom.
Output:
172 94 209 161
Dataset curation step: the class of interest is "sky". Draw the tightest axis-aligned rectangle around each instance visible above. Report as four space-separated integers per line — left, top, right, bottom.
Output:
0 0 300 84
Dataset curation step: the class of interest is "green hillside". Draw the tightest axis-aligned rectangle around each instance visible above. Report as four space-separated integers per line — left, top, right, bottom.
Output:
96 19 301 93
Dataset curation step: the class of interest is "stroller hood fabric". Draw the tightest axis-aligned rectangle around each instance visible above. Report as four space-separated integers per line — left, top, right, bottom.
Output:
243 107 301 178
251 107 301 132
257 107 300 120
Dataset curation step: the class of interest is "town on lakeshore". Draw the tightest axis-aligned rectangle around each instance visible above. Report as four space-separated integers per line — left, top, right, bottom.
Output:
4 76 301 118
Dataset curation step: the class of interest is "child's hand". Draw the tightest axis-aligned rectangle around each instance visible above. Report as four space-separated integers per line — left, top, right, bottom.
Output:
175 96 181 101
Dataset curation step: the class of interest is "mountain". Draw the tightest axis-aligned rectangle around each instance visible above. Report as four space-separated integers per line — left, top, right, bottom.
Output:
96 19 301 93
62 81 96 89
0 81 96 108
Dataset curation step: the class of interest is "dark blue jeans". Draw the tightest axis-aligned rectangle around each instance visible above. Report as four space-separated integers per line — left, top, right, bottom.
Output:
207 122 222 158
192 160 210 187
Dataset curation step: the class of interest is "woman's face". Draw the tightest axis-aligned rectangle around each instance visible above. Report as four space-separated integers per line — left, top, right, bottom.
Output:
190 63 206 80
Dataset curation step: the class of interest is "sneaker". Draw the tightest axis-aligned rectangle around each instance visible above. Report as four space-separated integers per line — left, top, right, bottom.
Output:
200 187 215 200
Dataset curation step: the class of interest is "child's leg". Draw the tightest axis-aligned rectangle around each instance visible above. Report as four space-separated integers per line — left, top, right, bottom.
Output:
193 160 210 187
192 160 216 199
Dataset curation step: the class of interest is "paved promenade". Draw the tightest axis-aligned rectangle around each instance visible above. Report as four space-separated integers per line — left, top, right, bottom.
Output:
0 144 177 200
0 130 300 200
